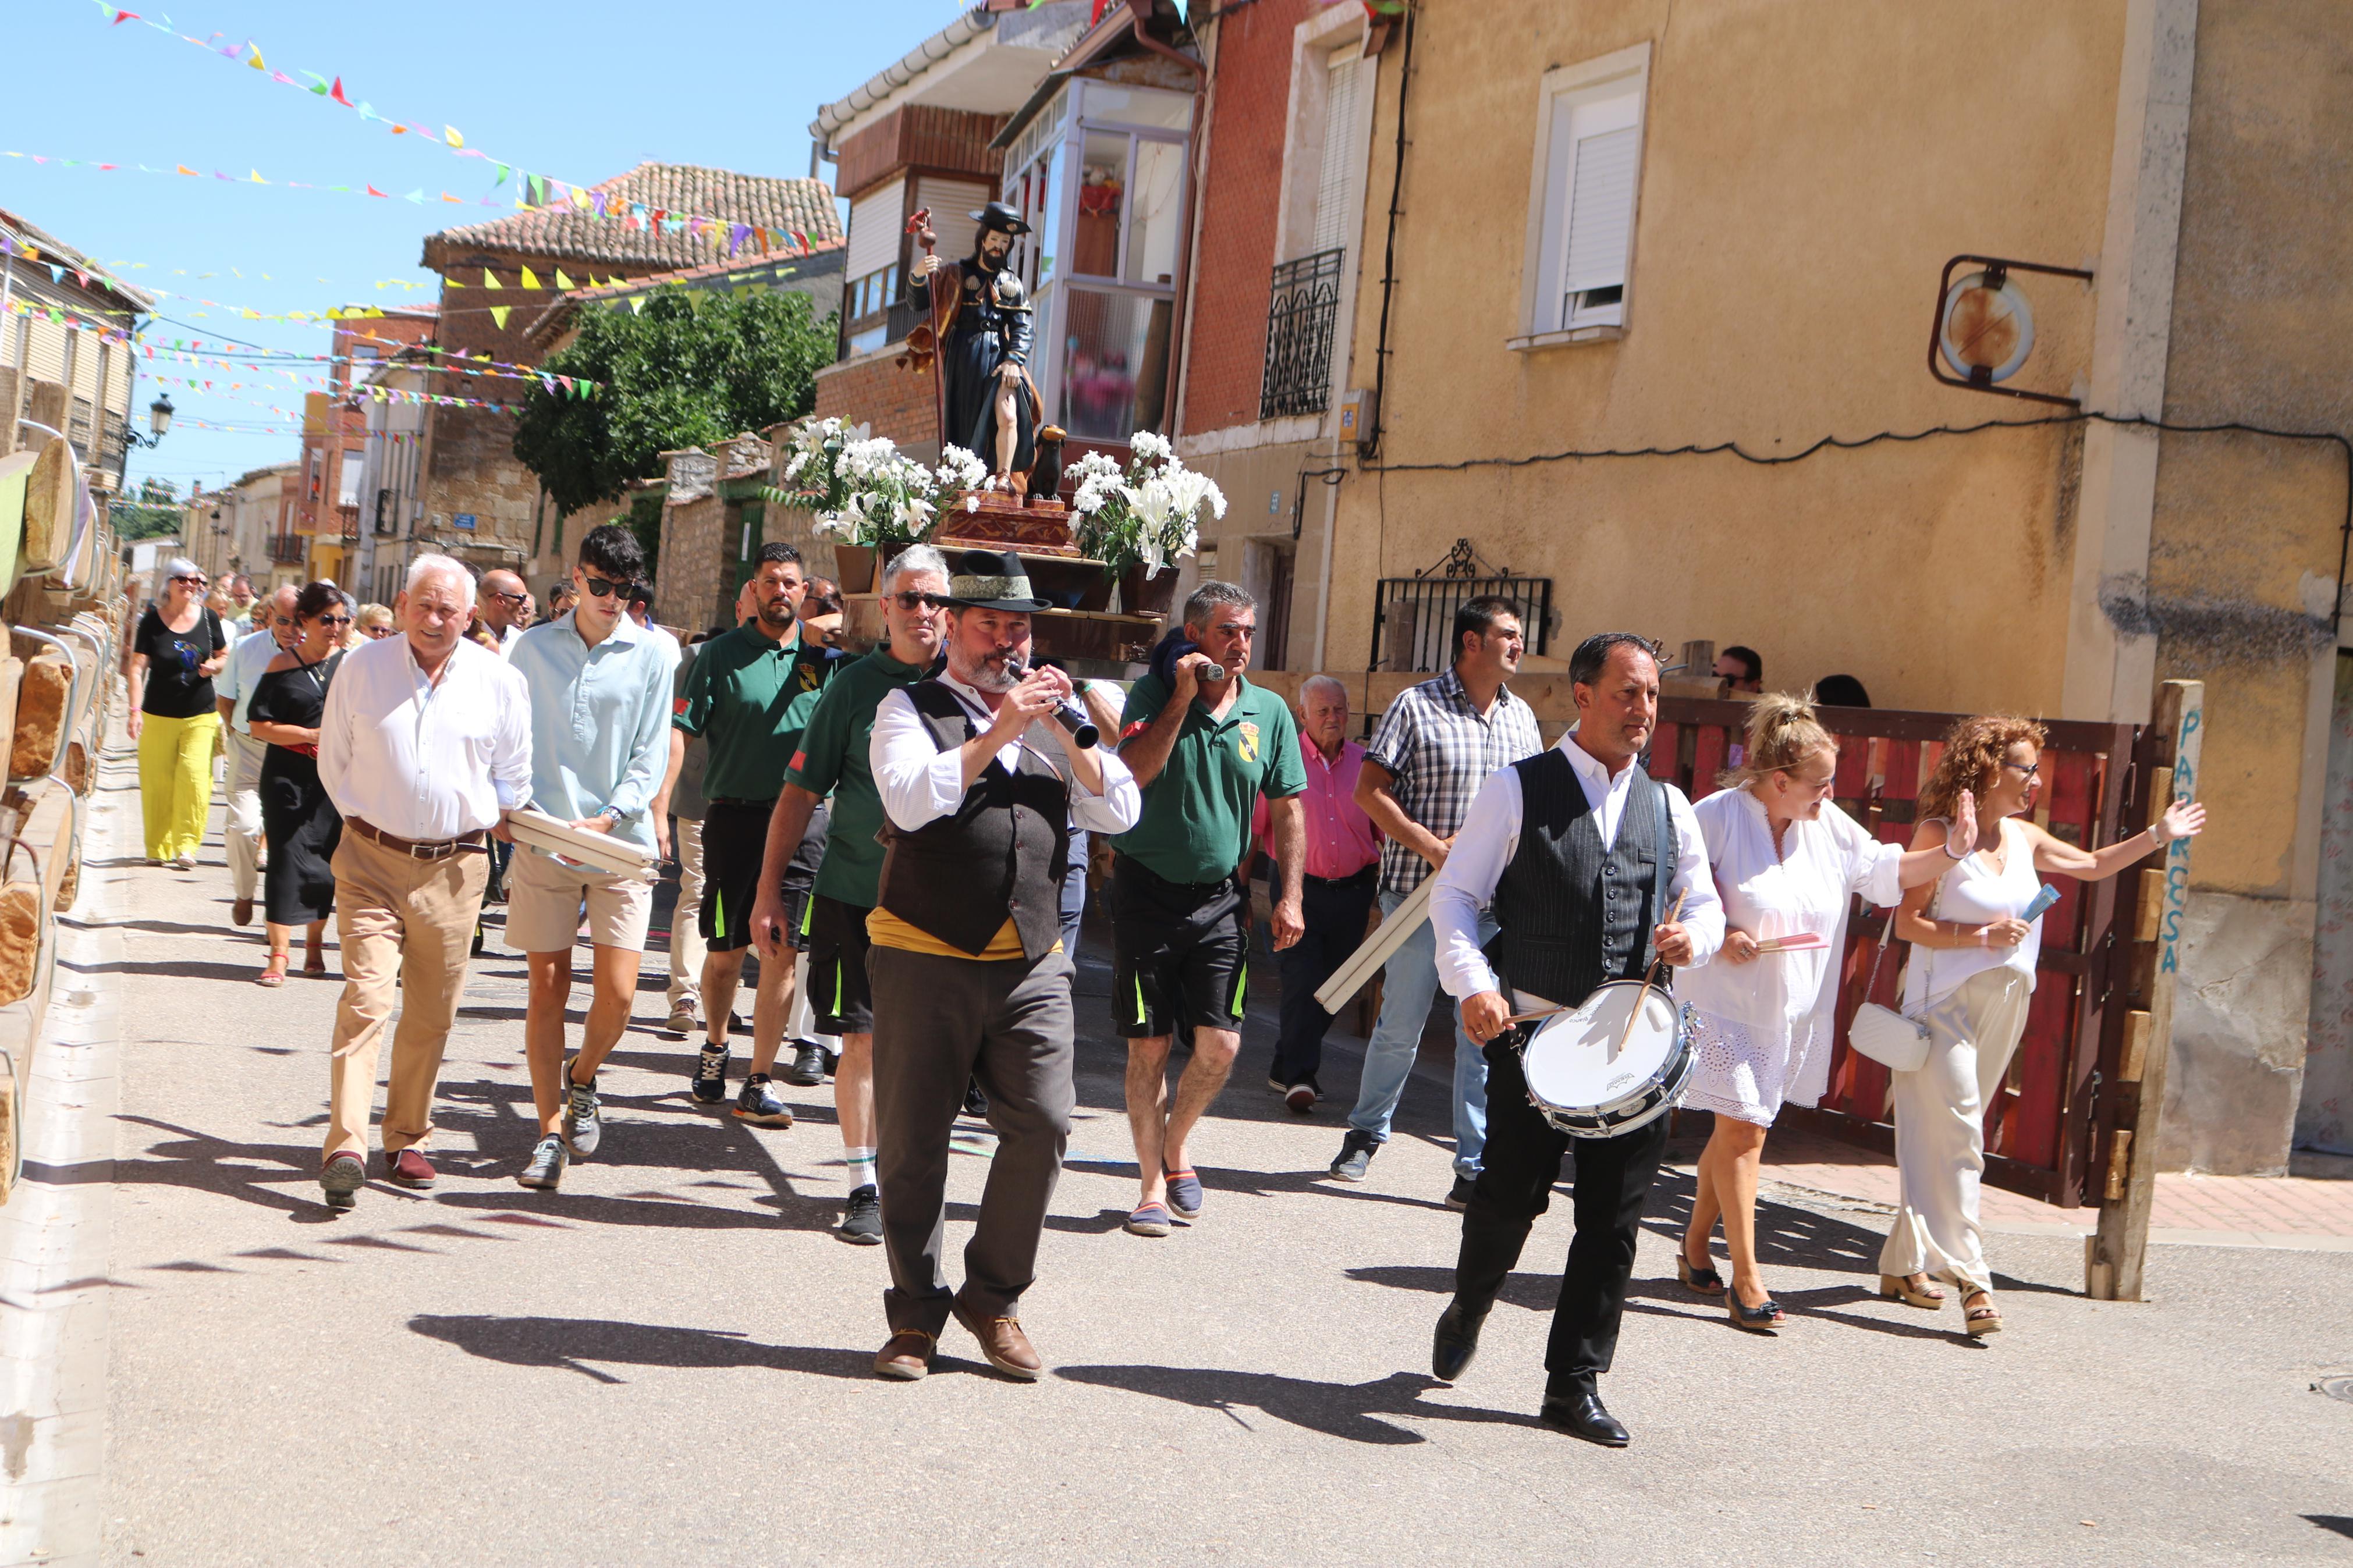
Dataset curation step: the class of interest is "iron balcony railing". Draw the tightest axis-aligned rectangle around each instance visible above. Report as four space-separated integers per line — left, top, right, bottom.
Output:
1370 540 1553 673
1259 247 1344 421
268 533 304 564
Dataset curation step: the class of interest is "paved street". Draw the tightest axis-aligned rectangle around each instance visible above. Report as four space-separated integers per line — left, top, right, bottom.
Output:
5 742 2351 1567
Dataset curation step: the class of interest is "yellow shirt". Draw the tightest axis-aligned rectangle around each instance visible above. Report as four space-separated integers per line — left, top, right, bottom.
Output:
865 907 1064 961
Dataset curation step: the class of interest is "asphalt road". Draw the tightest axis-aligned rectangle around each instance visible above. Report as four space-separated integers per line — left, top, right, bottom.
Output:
15 749 2353 1565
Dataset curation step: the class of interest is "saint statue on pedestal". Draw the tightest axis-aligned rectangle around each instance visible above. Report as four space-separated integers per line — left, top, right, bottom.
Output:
912 201 1044 483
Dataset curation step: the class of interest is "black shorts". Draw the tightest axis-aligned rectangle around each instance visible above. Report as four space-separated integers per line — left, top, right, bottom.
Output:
700 799 829 954
782 801 829 953
1109 854 1248 1039
807 892 874 1034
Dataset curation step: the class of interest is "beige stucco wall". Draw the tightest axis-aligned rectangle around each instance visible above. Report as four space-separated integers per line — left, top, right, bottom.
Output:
1324 0 2124 708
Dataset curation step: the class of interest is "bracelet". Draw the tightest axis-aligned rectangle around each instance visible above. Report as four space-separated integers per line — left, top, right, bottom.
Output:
1944 840 1969 860
1978 929 1989 947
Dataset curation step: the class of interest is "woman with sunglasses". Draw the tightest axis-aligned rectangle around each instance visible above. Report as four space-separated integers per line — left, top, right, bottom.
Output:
243 582 353 986
356 603 396 641
129 557 231 867
1675 694 1972 1332
1880 716 2205 1336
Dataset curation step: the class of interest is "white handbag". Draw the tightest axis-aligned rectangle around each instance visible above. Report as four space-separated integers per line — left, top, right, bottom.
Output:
1847 897 1930 1073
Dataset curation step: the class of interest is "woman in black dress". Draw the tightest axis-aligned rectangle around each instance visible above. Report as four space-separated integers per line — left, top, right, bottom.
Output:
245 582 351 986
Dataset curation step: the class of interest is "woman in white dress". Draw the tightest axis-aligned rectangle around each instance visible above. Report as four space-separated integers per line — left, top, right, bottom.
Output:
1880 716 2203 1336
1677 695 1972 1331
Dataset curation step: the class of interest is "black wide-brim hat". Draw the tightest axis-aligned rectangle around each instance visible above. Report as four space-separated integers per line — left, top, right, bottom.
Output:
945 547 1050 612
971 200 1033 237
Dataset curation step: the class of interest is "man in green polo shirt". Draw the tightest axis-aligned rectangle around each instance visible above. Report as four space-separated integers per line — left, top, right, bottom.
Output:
747 544 952 1246
1110 580 1306 1238
665 542 840 1126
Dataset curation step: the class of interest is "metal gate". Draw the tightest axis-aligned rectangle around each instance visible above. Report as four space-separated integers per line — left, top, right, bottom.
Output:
1652 696 2162 1207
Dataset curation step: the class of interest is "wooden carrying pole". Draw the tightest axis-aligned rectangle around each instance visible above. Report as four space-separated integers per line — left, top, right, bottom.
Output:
2086 679 2202 1302
1314 876 1433 1014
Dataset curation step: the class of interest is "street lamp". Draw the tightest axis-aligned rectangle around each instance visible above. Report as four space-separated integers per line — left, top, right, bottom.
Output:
126 394 174 449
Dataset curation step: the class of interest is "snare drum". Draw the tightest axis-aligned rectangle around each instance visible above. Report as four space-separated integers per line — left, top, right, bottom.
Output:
1514 979 1696 1139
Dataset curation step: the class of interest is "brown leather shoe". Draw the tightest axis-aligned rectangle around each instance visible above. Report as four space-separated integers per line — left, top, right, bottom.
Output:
232 897 254 926
953 1297 1043 1382
873 1329 936 1381
385 1147 436 1189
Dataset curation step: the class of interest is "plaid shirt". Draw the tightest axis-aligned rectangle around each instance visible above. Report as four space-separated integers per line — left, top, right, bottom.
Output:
1362 670 1543 896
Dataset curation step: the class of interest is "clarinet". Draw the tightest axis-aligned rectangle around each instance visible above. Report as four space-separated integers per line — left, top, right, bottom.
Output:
1002 658 1099 748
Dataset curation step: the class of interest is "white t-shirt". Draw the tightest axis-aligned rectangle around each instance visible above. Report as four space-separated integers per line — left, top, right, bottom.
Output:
1903 816 2043 1011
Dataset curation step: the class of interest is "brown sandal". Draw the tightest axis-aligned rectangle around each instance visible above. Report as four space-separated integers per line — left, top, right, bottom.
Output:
1880 1272 1948 1310
256 954 289 988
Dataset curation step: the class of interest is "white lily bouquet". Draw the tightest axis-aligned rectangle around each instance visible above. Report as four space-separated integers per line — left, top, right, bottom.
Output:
769 417 942 546
1065 430 1227 577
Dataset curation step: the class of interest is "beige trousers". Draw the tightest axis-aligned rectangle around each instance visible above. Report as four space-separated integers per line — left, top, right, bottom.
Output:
323 830 490 1161
223 728 268 902
666 816 707 1009
1878 966 2035 1295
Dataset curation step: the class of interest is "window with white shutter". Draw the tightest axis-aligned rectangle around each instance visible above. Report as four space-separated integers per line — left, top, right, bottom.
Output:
1310 49 1364 258
1519 45 1651 344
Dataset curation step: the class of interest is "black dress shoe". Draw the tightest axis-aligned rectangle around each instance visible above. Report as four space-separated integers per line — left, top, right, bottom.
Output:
1540 1386 1629 1447
1431 1302 1485 1382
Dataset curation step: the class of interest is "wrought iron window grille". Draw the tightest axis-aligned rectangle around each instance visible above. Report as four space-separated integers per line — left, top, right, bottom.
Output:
1259 248 1345 421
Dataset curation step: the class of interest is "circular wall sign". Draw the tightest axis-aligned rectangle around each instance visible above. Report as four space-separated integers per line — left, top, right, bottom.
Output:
1939 271 2037 382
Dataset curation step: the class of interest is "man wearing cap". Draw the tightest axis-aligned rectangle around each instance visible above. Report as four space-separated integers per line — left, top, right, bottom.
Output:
911 201 1041 482
864 549 1140 1381
1109 581 1308 1239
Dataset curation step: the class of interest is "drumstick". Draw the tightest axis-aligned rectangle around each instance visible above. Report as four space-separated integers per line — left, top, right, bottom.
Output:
1612 890 1688 1062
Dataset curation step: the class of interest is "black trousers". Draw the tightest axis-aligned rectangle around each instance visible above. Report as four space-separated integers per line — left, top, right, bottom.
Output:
1451 1036 1669 1395
1270 870 1375 1087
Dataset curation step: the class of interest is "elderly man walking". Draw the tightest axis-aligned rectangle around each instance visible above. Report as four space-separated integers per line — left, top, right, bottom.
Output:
1252 675 1380 1113
1328 595 1542 1207
507 527 678 1190
214 585 300 926
315 553 531 1210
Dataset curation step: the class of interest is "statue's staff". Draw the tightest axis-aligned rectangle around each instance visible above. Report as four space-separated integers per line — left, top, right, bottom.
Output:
897 207 945 453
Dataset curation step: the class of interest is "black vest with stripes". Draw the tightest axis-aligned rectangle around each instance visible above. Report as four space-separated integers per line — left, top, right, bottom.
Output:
1487 746 1673 1005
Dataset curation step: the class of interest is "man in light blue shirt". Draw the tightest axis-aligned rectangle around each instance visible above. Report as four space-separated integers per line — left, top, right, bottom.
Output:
211 584 299 926
504 525 679 1190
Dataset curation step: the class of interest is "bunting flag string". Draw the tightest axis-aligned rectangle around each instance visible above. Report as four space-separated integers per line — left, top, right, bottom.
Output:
140 371 527 417
81 4 825 261
2 146 504 208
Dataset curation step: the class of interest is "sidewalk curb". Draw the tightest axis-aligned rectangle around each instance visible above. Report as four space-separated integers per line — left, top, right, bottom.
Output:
0 742 131 1568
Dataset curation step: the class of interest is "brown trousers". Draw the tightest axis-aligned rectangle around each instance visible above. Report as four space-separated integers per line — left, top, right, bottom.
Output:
322 830 490 1161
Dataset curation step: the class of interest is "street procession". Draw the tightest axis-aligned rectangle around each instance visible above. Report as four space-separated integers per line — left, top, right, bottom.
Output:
2 1 2349 1562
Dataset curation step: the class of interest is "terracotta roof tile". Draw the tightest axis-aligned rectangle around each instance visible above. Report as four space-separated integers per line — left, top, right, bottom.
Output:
422 162 843 272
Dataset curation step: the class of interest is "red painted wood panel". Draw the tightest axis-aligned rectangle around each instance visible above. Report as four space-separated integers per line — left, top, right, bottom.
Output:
1649 722 1680 783
1691 725 1729 799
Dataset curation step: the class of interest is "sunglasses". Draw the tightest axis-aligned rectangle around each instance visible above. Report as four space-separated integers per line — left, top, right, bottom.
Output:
583 576 623 599
2003 760 2042 780
487 588 528 605
318 614 354 628
362 624 395 638
171 574 208 587
889 591 947 611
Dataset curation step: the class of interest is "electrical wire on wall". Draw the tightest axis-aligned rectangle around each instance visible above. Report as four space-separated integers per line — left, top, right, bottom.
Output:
1361 410 2353 640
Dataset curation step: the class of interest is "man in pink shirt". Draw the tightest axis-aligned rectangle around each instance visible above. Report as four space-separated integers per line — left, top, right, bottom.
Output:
1254 675 1382 1113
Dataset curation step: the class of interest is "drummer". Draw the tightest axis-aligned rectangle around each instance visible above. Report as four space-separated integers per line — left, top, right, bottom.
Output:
1425 632 1722 1447
1674 693 1976 1331
503 525 680 1191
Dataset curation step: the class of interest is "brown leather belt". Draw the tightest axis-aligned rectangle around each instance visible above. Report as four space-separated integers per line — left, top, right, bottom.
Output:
348 817 489 862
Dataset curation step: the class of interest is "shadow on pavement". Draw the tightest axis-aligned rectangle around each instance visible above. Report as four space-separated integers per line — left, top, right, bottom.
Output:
407 1314 878 1385
1053 1365 1537 1444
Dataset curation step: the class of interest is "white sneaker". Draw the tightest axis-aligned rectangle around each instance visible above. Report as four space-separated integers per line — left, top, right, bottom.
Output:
172 854 197 870
665 1000 701 1035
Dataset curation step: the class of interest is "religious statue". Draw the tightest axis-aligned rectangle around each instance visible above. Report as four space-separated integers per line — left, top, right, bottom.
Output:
911 201 1044 483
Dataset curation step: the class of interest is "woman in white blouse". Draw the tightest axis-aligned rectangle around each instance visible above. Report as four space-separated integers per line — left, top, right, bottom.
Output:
1880 716 2203 1336
1677 695 1971 1332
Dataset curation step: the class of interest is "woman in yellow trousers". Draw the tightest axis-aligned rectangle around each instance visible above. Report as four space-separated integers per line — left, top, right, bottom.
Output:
129 559 230 867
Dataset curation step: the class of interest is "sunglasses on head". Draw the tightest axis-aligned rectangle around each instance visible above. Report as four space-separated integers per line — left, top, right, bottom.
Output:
889 591 947 611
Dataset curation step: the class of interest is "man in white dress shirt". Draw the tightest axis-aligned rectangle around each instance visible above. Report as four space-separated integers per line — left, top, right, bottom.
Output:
212 584 299 926
861 550 1141 1383
1424 632 1723 1447
314 553 532 1210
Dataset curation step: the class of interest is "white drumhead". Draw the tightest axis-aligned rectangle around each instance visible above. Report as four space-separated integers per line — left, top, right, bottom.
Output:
1522 982 1683 1114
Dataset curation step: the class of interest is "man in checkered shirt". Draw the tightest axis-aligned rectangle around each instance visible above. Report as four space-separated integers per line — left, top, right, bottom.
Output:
1329 596 1543 1207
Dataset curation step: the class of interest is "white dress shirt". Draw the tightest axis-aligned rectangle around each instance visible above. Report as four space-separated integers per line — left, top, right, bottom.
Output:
1431 727 1724 1002
214 627 283 735
871 670 1141 837
320 632 533 840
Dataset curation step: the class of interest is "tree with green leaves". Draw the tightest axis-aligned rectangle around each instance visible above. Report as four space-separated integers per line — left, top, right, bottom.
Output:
113 475 185 541
511 286 838 517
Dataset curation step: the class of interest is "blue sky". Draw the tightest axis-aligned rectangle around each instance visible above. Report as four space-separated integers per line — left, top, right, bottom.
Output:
2 0 961 495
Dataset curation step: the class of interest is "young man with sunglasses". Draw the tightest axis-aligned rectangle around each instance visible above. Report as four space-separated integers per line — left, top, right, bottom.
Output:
666 542 841 1123
747 545 952 1244
503 528 680 1189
